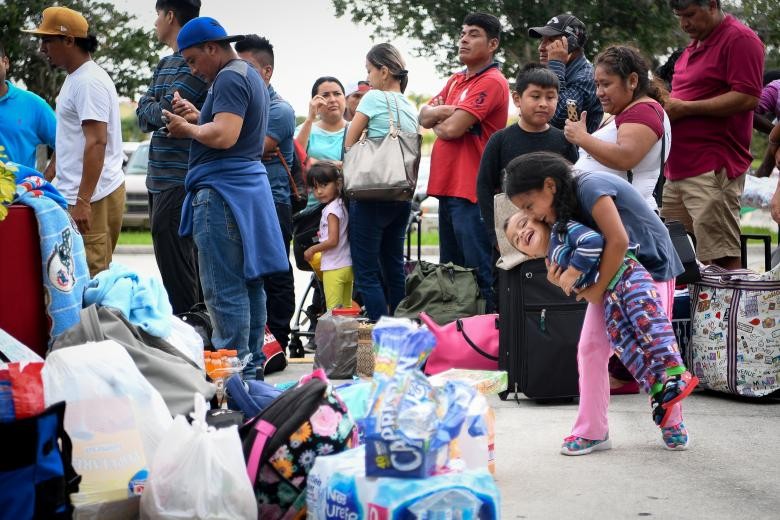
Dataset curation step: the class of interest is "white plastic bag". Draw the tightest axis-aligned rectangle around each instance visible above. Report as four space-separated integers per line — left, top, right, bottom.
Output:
42 340 174 506
741 173 778 209
140 394 256 520
165 316 205 370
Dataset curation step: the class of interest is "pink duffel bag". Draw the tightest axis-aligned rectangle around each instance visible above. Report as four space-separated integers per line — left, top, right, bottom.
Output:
419 312 499 375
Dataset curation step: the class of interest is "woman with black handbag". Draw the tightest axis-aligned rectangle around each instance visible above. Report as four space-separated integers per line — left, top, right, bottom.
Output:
293 77 349 326
343 43 421 321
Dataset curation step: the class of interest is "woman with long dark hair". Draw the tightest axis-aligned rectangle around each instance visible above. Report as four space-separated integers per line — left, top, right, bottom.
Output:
565 45 674 393
565 45 671 212
295 76 348 168
504 151 691 454
344 43 419 321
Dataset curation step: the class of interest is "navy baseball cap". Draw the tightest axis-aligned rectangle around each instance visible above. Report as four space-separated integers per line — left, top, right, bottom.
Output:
528 14 587 49
177 17 244 52
157 0 202 8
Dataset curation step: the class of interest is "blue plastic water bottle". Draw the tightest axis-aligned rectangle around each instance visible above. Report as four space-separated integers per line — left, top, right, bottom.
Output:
0 379 16 422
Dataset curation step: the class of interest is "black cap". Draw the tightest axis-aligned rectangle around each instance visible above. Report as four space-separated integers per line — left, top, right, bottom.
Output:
528 14 587 49
163 0 202 8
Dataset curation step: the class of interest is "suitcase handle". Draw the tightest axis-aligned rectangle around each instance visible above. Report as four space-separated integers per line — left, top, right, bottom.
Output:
740 233 771 272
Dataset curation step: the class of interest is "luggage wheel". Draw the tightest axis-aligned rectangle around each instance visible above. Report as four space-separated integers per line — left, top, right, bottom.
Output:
288 337 305 358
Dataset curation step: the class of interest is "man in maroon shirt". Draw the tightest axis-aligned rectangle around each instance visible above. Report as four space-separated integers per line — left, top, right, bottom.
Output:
661 0 763 269
419 12 509 311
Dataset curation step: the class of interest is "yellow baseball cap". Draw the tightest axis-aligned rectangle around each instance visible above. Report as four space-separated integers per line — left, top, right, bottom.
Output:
22 6 89 39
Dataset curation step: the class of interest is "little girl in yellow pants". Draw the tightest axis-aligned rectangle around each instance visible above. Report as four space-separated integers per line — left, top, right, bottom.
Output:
303 162 353 309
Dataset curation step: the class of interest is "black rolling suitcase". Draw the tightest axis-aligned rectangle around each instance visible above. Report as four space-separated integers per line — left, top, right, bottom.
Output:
498 259 586 400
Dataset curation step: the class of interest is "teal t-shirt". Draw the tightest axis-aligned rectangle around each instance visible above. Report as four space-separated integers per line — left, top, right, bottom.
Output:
294 124 346 207
294 124 345 161
0 81 56 168
355 90 418 139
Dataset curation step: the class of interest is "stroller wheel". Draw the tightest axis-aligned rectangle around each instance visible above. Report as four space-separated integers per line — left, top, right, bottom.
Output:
288 337 305 358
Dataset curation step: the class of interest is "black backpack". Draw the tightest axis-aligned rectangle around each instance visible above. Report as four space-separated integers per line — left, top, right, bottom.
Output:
176 303 213 350
291 202 325 272
177 304 288 375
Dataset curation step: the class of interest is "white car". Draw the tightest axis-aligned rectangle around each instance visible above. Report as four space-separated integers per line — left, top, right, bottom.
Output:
122 141 142 170
413 155 430 202
123 141 150 229
413 156 438 234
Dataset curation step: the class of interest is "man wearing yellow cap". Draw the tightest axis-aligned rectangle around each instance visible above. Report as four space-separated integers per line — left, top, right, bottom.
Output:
24 6 125 277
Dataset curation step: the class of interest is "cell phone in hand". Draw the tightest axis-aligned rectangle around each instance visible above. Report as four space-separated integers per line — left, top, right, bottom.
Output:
158 113 170 134
566 99 578 122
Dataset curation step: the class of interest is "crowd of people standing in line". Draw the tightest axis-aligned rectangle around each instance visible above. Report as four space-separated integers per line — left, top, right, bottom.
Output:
0 0 774 451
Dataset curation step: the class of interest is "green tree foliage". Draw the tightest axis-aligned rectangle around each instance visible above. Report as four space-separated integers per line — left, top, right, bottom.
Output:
406 91 430 110
729 0 780 69
1 0 161 107
333 0 685 81
333 0 779 81
121 116 149 143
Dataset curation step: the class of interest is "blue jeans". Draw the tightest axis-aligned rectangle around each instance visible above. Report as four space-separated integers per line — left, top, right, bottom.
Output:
438 196 495 311
192 188 266 379
349 200 411 321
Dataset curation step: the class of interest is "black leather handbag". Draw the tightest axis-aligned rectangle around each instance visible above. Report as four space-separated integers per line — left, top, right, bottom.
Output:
665 219 701 284
626 110 700 285
276 150 308 214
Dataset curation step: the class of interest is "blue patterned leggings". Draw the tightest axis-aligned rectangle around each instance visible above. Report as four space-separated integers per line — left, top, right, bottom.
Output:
603 258 684 393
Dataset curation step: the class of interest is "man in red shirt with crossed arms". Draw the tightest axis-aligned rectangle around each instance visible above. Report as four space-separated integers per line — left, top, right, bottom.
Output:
419 12 509 311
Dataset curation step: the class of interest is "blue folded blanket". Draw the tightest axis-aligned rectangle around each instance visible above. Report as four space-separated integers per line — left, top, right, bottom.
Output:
83 263 173 338
13 164 68 209
225 374 281 417
15 173 88 342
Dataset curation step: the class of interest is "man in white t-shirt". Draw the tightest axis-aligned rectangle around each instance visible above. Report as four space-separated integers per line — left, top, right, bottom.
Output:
24 6 125 276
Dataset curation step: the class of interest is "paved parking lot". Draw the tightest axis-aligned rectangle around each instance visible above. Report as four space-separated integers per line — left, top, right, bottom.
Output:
115 249 780 519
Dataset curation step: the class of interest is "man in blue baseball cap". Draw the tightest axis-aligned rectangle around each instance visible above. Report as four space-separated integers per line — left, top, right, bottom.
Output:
162 16 287 380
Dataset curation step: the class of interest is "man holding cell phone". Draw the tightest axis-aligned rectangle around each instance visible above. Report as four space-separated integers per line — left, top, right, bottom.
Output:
136 0 208 314
529 14 603 133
